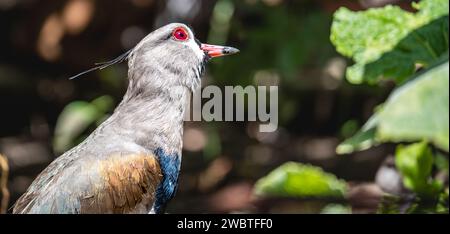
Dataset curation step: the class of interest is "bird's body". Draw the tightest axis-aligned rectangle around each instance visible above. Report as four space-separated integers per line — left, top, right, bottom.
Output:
13 23 238 214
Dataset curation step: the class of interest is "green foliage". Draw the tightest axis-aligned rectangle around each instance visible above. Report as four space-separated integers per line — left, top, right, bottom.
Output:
356 16 448 84
53 95 115 154
339 119 360 139
377 61 449 151
254 162 348 199
331 6 417 63
320 203 352 214
338 61 449 153
331 0 449 84
436 188 449 213
337 116 378 154
435 153 449 173
395 142 442 197
335 0 449 153
332 0 449 203
377 195 403 214
415 0 450 19
377 193 449 213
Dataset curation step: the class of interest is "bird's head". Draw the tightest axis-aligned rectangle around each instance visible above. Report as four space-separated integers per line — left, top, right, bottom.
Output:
70 23 239 93
127 23 239 92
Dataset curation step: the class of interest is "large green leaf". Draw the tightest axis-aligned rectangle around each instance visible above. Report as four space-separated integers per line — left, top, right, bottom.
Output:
254 162 347 198
377 61 449 151
331 6 417 64
337 60 449 153
331 0 449 84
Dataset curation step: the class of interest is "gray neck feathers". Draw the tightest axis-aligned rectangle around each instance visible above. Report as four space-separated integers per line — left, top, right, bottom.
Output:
106 69 189 156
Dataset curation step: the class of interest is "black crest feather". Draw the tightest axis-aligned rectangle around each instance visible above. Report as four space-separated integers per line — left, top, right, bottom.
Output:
69 50 132 80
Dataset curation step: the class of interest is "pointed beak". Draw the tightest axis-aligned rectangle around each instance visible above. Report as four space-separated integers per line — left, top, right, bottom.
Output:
201 43 239 58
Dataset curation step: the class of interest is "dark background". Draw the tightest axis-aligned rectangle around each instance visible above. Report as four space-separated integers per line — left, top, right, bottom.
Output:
0 0 416 213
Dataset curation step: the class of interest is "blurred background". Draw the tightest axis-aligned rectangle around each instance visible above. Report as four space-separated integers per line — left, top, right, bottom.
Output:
0 0 448 214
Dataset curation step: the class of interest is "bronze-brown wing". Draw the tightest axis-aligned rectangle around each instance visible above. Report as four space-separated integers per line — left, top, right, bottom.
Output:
13 153 162 214
79 153 162 214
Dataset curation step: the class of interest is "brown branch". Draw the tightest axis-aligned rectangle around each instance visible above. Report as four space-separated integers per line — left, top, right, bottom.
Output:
0 154 10 214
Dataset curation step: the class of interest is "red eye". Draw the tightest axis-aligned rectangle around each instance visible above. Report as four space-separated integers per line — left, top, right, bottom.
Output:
172 27 189 41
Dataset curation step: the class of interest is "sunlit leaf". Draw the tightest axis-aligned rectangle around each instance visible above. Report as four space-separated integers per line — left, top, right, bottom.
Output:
331 0 449 84
338 60 449 154
331 6 417 63
415 0 450 20
254 162 347 198
395 141 442 197
320 203 352 214
377 61 449 151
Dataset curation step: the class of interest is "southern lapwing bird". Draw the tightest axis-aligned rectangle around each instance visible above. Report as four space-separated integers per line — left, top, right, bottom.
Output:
12 23 239 214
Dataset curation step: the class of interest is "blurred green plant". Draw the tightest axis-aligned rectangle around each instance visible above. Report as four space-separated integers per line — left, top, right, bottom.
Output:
254 162 347 199
208 0 235 47
339 119 360 139
332 0 449 207
395 141 442 197
320 203 352 214
53 95 115 154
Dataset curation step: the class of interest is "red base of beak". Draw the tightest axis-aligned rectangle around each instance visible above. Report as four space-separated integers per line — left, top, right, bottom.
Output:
201 44 239 58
